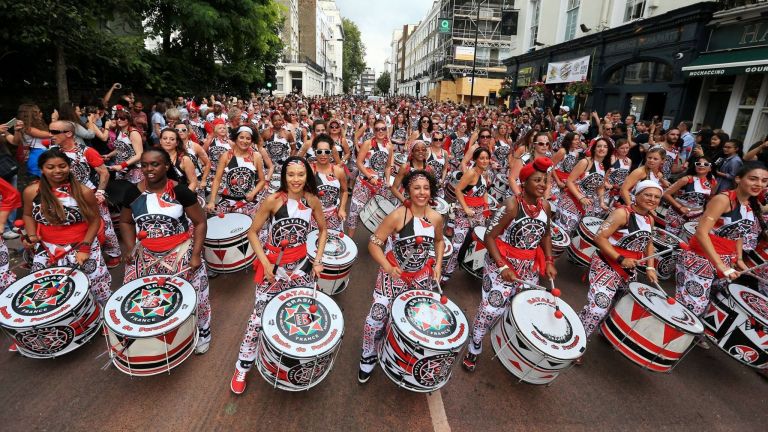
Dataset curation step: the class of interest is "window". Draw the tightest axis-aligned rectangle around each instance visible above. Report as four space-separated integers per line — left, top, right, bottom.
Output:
564 0 580 41
529 0 541 48
606 61 672 85
624 0 646 22
624 62 653 85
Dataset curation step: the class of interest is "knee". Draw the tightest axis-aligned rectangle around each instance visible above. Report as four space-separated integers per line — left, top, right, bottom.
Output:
366 302 389 327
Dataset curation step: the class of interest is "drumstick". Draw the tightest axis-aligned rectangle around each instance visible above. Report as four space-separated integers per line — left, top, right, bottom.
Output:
636 243 686 264
740 261 768 276
650 281 678 305
156 266 193 287
431 278 448 304
549 278 564 319
52 264 80 289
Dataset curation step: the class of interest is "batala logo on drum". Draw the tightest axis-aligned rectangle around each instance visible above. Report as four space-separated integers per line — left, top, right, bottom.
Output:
16 326 75 354
277 296 330 343
637 286 699 328
121 283 182 325
739 291 768 321
527 297 575 346
317 185 338 208
405 298 457 338
12 276 75 316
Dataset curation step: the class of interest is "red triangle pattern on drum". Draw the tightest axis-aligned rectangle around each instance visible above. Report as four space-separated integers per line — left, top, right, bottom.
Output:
213 249 227 262
631 303 652 322
662 325 685 345
161 328 179 344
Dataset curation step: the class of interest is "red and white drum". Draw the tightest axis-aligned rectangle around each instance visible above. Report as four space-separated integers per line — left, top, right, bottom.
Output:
430 239 454 263
489 171 510 203
103 275 198 376
744 239 768 268
379 289 469 392
444 171 462 203
431 197 450 218
267 173 281 194
652 205 668 229
204 212 255 273
307 229 357 295
681 221 698 244
701 284 768 369
257 287 344 390
461 226 488 280
0 267 101 359
392 153 408 176
600 282 704 372
550 222 571 258
491 289 586 384
360 194 397 233
567 216 602 267
650 228 684 281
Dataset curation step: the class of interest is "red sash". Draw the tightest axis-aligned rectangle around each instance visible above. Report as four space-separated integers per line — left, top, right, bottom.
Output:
0 178 20 211
142 232 191 253
495 239 546 276
385 251 434 283
38 221 105 245
464 195 490 217
565 189 586 215
689 233 737 277
554 170 570 183
598 247 644 281
253 243 308 283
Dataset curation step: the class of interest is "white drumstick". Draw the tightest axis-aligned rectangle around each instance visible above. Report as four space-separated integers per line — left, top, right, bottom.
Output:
740 261 768 276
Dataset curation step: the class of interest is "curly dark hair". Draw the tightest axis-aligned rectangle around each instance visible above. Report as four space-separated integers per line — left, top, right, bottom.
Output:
402 169 438 198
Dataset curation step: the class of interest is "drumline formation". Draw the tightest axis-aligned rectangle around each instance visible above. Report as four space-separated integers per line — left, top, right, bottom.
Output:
1 101 768 398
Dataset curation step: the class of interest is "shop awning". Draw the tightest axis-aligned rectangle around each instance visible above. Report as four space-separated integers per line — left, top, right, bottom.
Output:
682 48 768 77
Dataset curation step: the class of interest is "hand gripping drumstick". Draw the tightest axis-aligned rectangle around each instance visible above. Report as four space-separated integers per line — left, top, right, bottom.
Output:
156 267 193 287
740 261 768 277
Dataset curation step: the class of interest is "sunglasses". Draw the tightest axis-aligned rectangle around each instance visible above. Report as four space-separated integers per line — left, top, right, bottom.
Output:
421 120 430 123
433 137 444 141
695 162 712 167
375 127 387 132
535 141 549 146
480 135 492 138
116 117 129 121
330 125 340 129
175 128 188 132
49 129 68 135
315 149 333 155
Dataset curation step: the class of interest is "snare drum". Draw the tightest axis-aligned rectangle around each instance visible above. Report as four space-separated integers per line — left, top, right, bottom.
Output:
550 222 571 258
681 221 698 244
701 284 768 369
567 216 602 267
461 226 488 280
307 229 358 295
600 282 704 372
257 287 344 390
103 275 198 376
205 213 255 273
431 197 450 217
0 267 101 359
360 195 397 233
491 289 586 384
379 289 468 392
651 228 684 281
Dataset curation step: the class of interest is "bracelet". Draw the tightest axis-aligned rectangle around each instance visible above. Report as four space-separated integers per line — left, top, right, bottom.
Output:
645 267 656 272
723 268 736 277
616 255 626 265
120 162 128 169
369 234 384 247
545 256 555 264
76 243 91 254
497 264 510 274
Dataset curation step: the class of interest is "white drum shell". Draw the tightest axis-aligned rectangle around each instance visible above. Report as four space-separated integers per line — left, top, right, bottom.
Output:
204 213 255 273
360 195 397 234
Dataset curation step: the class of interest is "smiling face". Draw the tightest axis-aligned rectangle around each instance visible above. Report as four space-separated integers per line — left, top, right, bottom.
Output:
41 157 70 184
236 131 252 150
736 167 768 197
524 171 548 199
693 157 712 176
474 150 490 169
635 187 662 212
315 140 333 164
141 151 169 183
284 162 307 195
407 176 431 206
159 130 177 152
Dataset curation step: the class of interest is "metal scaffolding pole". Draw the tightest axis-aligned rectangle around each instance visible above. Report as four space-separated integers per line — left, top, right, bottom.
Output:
469 0 480 105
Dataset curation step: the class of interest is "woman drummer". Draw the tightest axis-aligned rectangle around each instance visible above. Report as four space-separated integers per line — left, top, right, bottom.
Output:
620 146 669 205
605 138 633 209
390 140 429 203
662 156 716 236
462 157 558 371
119 147 211 354
158 128 198 192
230 156 327 395
557 137 613 234
311 134 348 231
675 161 768 317
359 169 445 383
550 132 584 202
441 147 491 282
207 126 266 217
22 149 112 304
576 180 661 341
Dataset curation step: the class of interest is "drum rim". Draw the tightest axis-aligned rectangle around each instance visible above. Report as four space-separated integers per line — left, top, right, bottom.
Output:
652 227 685 249
627 282 705 335
306 229 359 266
727 283 768 328
389 289 468 351
205 213 252 240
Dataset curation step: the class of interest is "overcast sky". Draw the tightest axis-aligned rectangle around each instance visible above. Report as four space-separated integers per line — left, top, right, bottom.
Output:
336 0 433 76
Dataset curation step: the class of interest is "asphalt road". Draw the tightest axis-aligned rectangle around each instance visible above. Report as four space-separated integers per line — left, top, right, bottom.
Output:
0 228 766 432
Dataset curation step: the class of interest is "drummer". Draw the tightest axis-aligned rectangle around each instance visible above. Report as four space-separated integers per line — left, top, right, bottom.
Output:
206 126 267 217
359 169 444 383
662 156 716 236
620 147 669 205
557 137 612 235
311 133 348 231
463 157 557 371
0 177 21 292
21 149 112 304
675 162 768 319
576 180 660 343
119 147 211 355
390 140 429 203
441 147 491 283
230 156 327 395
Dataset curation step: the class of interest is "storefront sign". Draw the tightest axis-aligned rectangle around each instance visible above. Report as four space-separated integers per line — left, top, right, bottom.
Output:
517 66 534 87
545 56 590 84
454 46 475 61
684 63 768 77
709 19 768 51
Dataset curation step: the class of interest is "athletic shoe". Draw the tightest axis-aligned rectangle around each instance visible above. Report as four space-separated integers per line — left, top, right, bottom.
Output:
2 230 19 240
195 331 211 355
8 342 18 352
462 353 477 372
357 368 372 384
105 256 121 269
231 369 247 394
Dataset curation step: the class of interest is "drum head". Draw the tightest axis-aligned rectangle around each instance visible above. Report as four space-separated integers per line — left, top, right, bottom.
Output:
206 213 252 241
105 275 197 337
510 289 586 360
0 267 89 329
306 229 358 267
390 289 468 351
261 287 344 358
628 282 704 335
550 222 571 248
683 222 697 237
375 194 397 213
653 228 684 249
728 284 768 328
580 217 603 240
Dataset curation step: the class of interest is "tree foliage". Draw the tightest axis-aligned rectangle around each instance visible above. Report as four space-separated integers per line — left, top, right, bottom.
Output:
342 18 366 94
376 71 391 96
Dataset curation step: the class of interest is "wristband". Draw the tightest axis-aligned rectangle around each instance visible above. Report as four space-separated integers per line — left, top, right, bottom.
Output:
545 256 555 264
497 264 510 274
723 268 736 277
645 267 656 272
616 255 626 265
77 243 91 254
120 162 128 169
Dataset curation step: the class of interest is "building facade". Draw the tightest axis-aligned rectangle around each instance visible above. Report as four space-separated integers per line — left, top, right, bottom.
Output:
360 67 376 95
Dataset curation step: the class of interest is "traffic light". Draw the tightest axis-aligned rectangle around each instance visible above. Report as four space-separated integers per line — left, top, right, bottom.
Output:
265 64 277 94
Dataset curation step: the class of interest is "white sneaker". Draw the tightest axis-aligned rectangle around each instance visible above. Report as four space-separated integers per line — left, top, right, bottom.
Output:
2 230 20 240
195 336 211 355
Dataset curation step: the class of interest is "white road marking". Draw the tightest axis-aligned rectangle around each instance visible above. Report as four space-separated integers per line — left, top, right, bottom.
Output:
427 390 451 432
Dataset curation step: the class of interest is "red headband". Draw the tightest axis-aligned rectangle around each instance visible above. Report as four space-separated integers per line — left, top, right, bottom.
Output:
519 157 554 182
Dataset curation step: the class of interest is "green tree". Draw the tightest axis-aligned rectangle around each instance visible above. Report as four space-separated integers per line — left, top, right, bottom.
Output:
376 71 391 96
342 18 366 94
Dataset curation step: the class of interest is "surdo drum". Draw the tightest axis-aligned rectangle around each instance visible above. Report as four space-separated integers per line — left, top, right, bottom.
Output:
550 222 571 258
204 213 255 273
0 267 101 359
600 282 704 372
306 229 358 295
702 284 768 369
431 197 450 218
268 173 281 194
103 275 198 376
392 153 408 176
444 171 462 203
429 239 454 263
567 216 602 267
648 228 684 281
379 289 469 392
257 287 344 390
461 226 487 280
491 289 586 384
360 194 397 233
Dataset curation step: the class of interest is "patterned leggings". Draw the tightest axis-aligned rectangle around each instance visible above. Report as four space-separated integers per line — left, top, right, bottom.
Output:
99 203 121 258
577 257 633 337
442 205 486 279
0 239 16 293
675 249 732 316
359 268 434 372
468 255 537 354
32 239 112 305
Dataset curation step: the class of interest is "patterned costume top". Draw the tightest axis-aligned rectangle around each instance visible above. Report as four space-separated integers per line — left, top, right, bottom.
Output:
556 147 583 174
462 174 488 200
264 132 292 172
387 216 435 272
607 209 653 252
494 140 511 170
363 139 390 179
185 141 203 180
221 151 259 200
360 127 374 145
32 184 84 227
315 170 341 214
712 191 755 241
268 197 313 253
123 182 197 239
391 126 408 144
608 157 632 187
575 158 606 197
660 145 680 179
208 138 231 168
676 176 714 209
112 129 139 170
499 197 549 250
448 133 469 164
57 143 103 190
426 148 447 178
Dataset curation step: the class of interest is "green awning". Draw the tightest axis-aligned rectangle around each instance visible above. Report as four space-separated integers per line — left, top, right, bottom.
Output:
682 48 768 77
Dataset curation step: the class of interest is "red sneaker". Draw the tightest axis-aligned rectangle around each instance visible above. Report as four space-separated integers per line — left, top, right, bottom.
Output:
231 369 247 394
8 342 18 352
105 256 121 269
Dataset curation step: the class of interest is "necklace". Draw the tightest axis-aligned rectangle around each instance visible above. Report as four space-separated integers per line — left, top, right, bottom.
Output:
518 195 543 218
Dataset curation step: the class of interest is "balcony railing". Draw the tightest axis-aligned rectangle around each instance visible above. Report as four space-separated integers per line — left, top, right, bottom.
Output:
718 0 768 8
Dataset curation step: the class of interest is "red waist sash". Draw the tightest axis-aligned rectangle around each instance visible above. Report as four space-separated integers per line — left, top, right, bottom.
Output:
142 232 191 252
464 195 490 217
495 239 546 276
386 251 434 283
598 246 644 281
253 243 308 283
38 221 105 245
